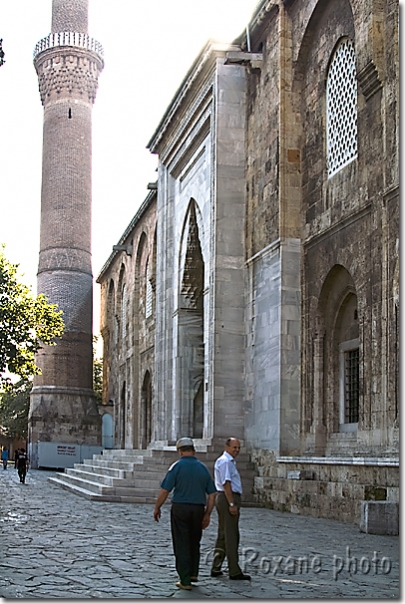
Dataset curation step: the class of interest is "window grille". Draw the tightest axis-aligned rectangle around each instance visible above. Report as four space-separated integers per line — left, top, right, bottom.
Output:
145 259 153 318
344 348 359 423
326 38 358 177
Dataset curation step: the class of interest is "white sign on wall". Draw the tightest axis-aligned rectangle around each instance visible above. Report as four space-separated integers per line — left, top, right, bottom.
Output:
37 442 103 468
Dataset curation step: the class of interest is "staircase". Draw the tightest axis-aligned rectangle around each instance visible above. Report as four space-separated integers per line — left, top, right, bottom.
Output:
48 446 259 507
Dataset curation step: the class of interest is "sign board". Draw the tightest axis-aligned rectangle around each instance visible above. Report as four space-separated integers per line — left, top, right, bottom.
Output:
37 442 103 469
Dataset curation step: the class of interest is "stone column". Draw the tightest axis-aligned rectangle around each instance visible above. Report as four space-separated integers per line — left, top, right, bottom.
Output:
311 333 326 455
28 0 104 468
211 61 247 441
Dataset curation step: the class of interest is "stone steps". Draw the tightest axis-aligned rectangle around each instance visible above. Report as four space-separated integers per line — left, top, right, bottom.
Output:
48 476 157 504
48 447 259 506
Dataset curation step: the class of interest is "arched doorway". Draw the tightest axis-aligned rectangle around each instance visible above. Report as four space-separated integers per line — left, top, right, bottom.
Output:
140 371 152 449
120 381 126 448
102 413 114 449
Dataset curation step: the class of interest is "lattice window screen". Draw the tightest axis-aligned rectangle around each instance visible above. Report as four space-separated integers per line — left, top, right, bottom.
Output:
145 259 153 318
326 38 358 177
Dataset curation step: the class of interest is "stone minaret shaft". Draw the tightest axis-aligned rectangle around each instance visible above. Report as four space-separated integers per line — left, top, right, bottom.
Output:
29 0 103 467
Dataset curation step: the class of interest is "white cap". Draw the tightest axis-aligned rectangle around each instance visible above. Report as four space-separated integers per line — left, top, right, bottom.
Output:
176 437 194 449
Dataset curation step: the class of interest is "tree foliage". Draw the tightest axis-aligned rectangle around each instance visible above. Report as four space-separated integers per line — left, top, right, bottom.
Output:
0 248 65 383
0 39 5 67
93 336 103 405
0 379 31 440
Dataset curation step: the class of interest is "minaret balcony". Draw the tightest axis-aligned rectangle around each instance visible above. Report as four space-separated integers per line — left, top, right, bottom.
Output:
33 32 104 61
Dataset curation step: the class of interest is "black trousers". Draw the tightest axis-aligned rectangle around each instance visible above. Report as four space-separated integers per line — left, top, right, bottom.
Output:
18 466 27 483
170 503 205 585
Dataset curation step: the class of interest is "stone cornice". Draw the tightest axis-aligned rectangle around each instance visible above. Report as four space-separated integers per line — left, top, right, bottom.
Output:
147 40 240 153
31 385 96 397
277 456 399 467
96 189 157 283
357 60 383 101
304 203 372 250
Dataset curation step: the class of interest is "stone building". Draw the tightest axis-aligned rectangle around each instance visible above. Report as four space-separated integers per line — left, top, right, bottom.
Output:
97 0 399 526
98 190 157 451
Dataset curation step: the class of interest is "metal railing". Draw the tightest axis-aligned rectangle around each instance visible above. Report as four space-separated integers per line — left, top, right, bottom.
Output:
33 32 104 59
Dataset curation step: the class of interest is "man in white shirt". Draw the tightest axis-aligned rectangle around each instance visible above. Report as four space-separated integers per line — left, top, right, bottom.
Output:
210 437 251 581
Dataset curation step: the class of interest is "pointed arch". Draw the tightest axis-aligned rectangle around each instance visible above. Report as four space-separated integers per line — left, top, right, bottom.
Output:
132 231 153 449
117 264 127 342
104 279 116 406
313 265 360 451
176 199 205 438
135 232 148 316
119 380 126 449
140 371 152 449
179 199 205 310
107 279 115 323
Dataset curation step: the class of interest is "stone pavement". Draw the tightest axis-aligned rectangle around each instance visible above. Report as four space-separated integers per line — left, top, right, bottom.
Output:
0 469 399 599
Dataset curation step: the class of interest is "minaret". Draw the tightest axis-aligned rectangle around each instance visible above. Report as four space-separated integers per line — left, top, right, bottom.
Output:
28 0 104 468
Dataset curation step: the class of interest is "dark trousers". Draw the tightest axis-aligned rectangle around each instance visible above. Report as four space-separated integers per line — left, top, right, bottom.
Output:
212 492 242 577
18 466 27 483
171 503 205 585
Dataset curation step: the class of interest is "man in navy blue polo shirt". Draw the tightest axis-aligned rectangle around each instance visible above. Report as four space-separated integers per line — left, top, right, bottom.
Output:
154 437 216 590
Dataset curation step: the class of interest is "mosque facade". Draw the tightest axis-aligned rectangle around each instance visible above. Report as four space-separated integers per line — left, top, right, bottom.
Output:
30 0 399 526
99 0 399 524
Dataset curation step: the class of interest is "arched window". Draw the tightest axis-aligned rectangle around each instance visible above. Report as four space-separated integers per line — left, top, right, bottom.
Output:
122 283 127 338
107 280 115 339
326 38 358 177
117 264 126 341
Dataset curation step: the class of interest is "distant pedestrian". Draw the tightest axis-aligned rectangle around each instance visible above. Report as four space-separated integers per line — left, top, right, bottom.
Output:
16 448 29 484
153 437 216 590
2 448 9 470
211 437 251 581
14 449 20 470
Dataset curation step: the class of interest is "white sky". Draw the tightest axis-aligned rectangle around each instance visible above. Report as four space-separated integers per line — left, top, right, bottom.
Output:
1 0 259 334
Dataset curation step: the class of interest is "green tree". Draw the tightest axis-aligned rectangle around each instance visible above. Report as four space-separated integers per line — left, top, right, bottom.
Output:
0 39 5 67
0 379 31 440
0 247 65 383
93 336 103 405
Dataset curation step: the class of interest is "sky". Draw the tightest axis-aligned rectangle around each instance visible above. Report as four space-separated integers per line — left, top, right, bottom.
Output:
1 0 260 334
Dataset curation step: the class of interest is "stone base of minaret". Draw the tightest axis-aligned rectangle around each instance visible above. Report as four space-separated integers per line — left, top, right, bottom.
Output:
28 387 102 469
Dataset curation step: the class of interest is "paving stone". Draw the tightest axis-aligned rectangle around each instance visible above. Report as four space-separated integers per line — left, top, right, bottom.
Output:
0 470 399 598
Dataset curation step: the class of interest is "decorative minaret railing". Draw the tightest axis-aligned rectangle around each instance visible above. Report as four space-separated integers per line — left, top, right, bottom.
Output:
33 32 104 59
28 0 104 468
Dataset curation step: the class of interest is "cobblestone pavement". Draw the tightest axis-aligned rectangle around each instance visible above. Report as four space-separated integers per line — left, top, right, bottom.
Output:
0 469 399 599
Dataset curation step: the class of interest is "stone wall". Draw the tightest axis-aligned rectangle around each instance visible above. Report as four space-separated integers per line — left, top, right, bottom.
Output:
96 0 399 528
242 0 399 523
98 191 157 450
251 449 399 525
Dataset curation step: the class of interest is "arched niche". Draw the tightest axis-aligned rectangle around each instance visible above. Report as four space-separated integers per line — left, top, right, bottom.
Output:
176 200 205 438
